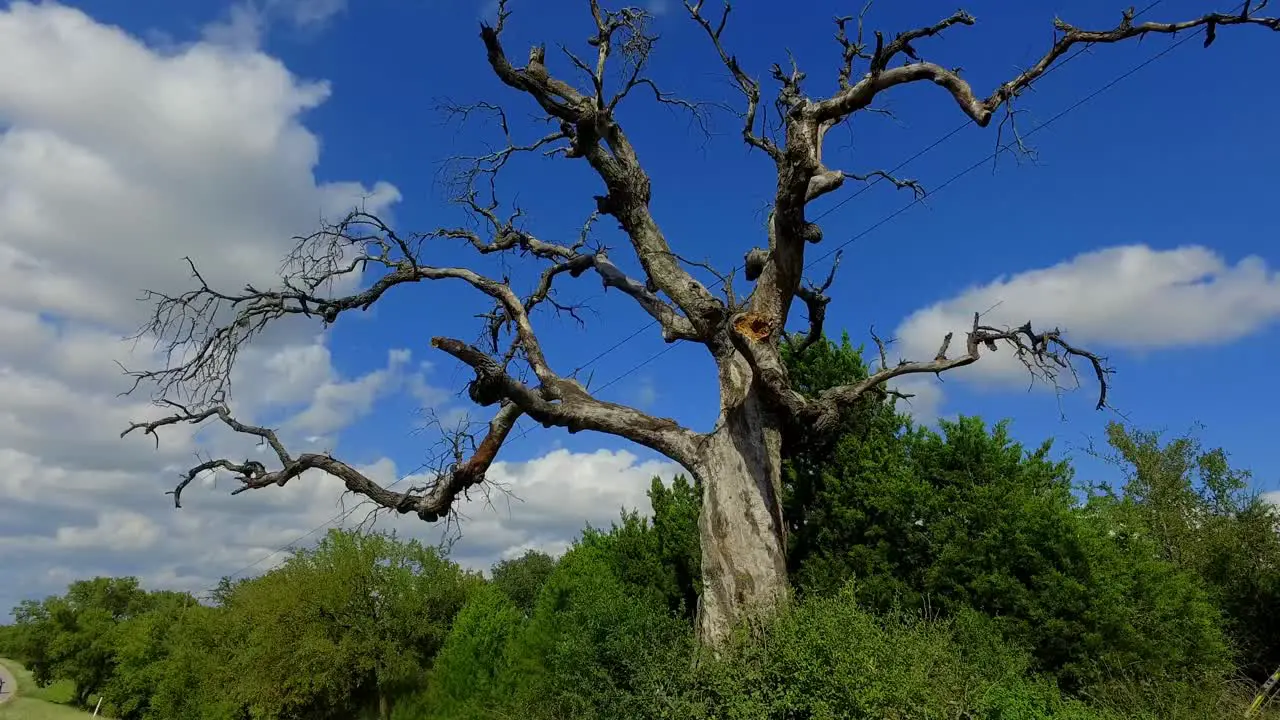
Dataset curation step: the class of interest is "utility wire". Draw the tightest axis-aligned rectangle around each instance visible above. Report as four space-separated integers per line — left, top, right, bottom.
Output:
200 0 1189 597
563 0 1166 378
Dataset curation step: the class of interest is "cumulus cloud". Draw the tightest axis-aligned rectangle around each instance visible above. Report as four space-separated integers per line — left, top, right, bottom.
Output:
383 448 683 573
203 0 348 49
0 1 401 612
0 3 693 616
890 245 1280 416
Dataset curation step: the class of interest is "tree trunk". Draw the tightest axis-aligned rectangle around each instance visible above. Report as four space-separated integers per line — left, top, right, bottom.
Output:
692 380 790 651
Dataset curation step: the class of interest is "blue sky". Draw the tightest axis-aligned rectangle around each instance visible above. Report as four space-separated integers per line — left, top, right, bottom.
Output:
0 0 1277 612
268 0 1278 482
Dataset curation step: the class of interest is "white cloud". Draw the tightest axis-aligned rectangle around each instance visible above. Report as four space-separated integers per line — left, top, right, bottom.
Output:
203 0 348 49
891 245 1280 415
381 448 683 573
0 2 407 612
55 510 162 553
279 347 415 436
0 3 685 616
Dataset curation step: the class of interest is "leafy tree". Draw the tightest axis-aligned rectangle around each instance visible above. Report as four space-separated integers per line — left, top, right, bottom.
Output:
1091 422 1280 678
483 543 693 719
647 474 703 619
780 334 913 593
490 550 557 616
140 603 243 720
13 577 154 706
581 474 703 621
771 338 1230 688
220 529 476 719
120 0 1280 649
100 591 198 720
393 583 526 720
688 584 1109 720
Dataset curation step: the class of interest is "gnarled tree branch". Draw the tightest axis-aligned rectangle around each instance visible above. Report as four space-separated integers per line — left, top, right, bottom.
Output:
480 0 726 335
121 401 523 522
684 0 783 161
732 307 1112 437
788 250 842 356
428 336 699 463
812 6 1280 126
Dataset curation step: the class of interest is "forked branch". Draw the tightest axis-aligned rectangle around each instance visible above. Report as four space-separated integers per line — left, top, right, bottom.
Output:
121 401 523 521
684 0 783 161
813 313 1112 428
789 250 842 356
812 5 1280 126
480 0 726 333
732 309 1111 433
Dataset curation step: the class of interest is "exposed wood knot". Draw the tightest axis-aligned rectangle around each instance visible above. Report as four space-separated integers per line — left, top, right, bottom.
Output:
743 248 769 281
802 222 823 244
733 312 773 342
467 374 505 406
593 193 620 216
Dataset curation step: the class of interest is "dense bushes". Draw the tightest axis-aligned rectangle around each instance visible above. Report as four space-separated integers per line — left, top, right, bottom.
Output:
4 336 1277 719
781 337 1236 690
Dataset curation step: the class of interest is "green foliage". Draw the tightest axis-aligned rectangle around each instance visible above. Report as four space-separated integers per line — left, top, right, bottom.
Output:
219 529 476 719
686 586 1108 720
776 336 1233 691
781 333 912 589
490 550 556 616
392 582 525 719
12 577 155 707
579 474 702 621
1090 422 1280 678
502 543 693 719
409 542 694 719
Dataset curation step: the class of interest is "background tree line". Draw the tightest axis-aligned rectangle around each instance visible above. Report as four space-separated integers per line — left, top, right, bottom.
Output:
4 336 1279 719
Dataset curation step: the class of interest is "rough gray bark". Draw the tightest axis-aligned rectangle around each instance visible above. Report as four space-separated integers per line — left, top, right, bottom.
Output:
122 0 1279 650
692 352 788 649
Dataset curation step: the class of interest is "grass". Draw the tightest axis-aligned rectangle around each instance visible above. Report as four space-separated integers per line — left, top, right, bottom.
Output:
0 659 95 720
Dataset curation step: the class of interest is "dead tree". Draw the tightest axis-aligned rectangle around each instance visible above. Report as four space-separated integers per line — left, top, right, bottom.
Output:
122 1 1280 650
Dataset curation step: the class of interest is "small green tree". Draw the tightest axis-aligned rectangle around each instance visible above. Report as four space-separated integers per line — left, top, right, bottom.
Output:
99 591 197 720
393 583 526 720
221 529 476 719
1091 422 1280 678
490 550 557 616
12 576 154 706
580 474 702 621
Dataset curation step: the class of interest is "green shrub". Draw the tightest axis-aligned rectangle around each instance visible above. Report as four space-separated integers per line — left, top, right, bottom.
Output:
684 584 1110 720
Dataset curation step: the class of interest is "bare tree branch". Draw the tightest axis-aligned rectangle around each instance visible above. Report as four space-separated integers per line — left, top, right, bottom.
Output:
813 313 1113 429
788 250 842 356
833 3 875 91
812 6 1280 127
733 308 1111 435
684 1 784 161
122 401 522 522
435 208 699 343
428 336 699 463
479 0 726 335
842 169 925 199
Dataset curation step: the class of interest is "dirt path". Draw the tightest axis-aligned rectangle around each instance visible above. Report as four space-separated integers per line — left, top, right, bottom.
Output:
0 660 15 704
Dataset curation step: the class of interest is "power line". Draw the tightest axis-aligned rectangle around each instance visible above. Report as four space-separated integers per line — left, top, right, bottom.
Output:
202 1 1189 596
564 0 1188 411
565 0 1167 379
